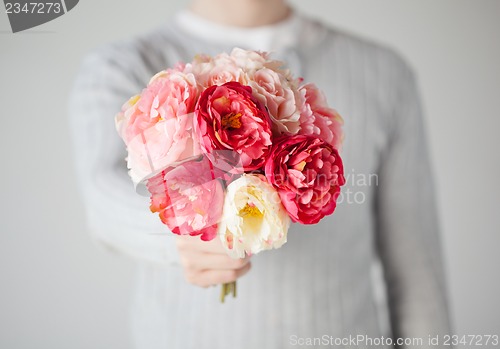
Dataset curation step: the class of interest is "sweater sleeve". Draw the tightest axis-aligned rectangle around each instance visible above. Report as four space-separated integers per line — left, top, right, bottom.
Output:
68 47 180 267
374 59 452 345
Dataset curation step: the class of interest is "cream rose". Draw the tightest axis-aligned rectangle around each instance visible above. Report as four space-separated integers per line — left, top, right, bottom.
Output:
218 174 290 259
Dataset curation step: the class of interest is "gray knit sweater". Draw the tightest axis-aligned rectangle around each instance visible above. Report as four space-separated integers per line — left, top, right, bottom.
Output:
69 10 451 349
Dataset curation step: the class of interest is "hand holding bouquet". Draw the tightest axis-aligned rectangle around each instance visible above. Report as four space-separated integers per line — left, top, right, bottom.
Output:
115 48 345 301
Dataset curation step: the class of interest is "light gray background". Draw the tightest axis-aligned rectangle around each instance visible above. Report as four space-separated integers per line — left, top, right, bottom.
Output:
1 0 499 347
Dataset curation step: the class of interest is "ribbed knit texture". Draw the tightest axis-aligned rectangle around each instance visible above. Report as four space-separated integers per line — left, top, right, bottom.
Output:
69 10 451 349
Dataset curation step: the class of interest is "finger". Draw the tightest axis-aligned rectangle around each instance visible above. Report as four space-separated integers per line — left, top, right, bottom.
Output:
186 262 252 288
180 253 251 271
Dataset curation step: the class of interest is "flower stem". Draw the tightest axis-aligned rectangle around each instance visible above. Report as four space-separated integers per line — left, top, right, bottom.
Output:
220 281 237 303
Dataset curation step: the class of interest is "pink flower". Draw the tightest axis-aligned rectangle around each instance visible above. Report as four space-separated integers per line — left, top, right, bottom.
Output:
229 48 269 71
115 70 202 185
298 83 344 150
124 113 201 185
188 52 249 88
146 157 225 241
186 48 286 89
250 68 304 135
264 135 345 224
195 81 272 172
124 70 199 143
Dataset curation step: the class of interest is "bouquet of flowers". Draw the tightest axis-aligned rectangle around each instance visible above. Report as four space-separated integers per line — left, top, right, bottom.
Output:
115 48 345 301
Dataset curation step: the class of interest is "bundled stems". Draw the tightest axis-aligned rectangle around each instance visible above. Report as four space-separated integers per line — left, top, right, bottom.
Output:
220 281 237 303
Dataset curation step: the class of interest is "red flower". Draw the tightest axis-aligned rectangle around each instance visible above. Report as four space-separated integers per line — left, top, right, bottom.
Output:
194 82 272 172
264 135 345 224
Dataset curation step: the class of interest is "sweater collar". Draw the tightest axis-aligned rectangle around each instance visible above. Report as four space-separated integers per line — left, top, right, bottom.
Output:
174 9 301 52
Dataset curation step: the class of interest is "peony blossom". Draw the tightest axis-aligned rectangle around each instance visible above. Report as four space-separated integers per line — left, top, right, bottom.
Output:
265 135 345 224
249 67 304 135
229 48 269 71
115 70 202 186
146 157 224 241
298 83 344 150
187 48 305 136
186 52 250 88
194 81 272 172
113 49 348 302
218 174 290 259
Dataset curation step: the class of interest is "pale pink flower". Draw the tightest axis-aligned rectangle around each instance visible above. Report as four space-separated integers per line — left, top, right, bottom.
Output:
250 68 304 135
229 48 269 71
188 52 249 88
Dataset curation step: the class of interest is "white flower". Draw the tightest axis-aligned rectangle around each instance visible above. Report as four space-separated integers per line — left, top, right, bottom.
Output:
218 174 290 259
